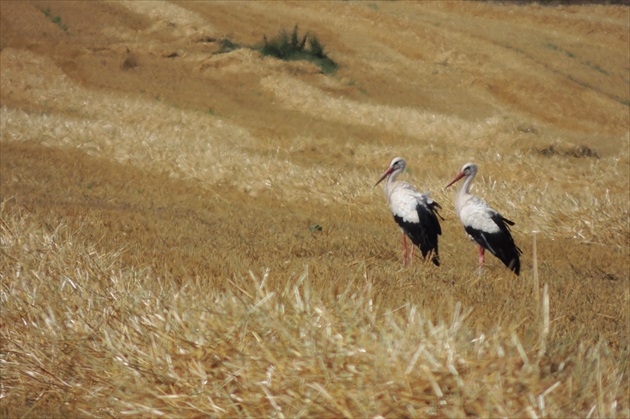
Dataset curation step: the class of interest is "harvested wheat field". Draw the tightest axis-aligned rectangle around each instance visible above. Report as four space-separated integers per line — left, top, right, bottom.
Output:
1 1 629 417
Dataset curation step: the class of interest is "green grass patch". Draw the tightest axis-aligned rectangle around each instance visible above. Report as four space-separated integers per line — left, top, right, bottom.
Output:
584 61 608 75
41 8 68 32
205 26 338 74
503 43 524 54
258 25 338 74
217 38 241 54
546 43 574 58
207 25 338 73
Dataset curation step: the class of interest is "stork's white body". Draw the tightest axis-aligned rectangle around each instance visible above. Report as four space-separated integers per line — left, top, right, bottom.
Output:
446 163 521 275
387 182 435 224
455 194 502 236
376 157 441 267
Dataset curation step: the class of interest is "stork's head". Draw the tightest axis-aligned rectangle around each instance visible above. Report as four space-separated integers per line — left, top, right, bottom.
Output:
445 162 477 189
374 157 406 187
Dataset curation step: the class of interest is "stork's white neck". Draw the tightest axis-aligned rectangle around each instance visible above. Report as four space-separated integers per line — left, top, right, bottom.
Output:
460 171 475 194
384 168 402 204
455 170 476 213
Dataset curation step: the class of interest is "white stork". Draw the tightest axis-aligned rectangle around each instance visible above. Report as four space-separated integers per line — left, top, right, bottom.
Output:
445 162 521 275
375 157 442 267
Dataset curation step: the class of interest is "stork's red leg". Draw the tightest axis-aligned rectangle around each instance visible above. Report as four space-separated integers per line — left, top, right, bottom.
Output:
409 243 414 265
402 233 408 267
478 245 485 275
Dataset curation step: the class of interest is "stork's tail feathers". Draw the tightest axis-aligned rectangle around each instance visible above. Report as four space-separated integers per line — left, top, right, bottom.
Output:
431 250 440 266
502 217 515 227
417 245 440 266
492 214 522 276
422 196 442 266
506 244 522 275
425 197 442 266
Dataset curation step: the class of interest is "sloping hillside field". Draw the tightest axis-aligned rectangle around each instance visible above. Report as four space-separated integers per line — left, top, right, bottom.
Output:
1 1 628 417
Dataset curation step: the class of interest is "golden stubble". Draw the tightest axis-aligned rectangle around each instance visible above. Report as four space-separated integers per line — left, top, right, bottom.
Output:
1 1 628 416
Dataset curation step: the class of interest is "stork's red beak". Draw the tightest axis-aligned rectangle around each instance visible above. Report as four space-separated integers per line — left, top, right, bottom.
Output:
445 171 465 189
374 167 393 187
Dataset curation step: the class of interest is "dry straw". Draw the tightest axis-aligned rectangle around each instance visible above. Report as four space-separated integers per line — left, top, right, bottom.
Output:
1 204 627 417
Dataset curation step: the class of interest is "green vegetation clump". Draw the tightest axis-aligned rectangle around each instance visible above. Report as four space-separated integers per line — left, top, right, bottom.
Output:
217 38 241 54
206 25 338 73
259 25 338 73
41 8 68 32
